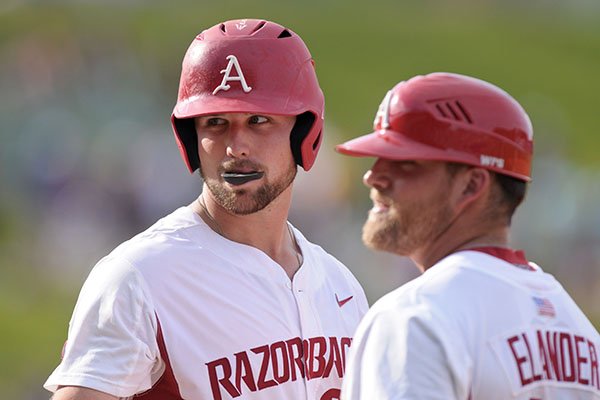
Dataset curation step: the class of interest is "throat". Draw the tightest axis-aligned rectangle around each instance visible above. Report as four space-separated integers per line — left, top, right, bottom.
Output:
277 224 304 280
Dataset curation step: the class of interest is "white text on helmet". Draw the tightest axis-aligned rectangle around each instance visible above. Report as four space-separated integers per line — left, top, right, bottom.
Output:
480 155 505 169
373 90 393 129
213 55 253 95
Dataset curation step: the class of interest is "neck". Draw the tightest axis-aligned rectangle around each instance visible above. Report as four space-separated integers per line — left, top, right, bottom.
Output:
412 220 510 273
192 184 302 279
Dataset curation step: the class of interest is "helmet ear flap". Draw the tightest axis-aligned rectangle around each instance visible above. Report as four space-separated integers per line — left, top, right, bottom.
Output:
172 117 200 172
290 112 317 170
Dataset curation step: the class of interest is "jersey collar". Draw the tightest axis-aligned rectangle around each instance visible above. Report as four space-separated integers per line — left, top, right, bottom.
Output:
468 246 535 271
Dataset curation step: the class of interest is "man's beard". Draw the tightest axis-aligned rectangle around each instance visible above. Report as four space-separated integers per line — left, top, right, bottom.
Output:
200 162 297 215
362 190 454 257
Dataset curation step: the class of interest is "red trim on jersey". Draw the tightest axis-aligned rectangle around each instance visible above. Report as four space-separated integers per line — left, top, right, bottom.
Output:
469 247 535 271
135 318 183 399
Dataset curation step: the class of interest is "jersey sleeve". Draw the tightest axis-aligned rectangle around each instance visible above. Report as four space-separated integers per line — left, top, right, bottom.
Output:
342 301 471 400
44 255 163 398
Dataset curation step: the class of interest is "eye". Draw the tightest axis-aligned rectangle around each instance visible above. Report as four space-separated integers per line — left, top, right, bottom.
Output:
394 161 418 171
205 117 227 126
249 115 269 124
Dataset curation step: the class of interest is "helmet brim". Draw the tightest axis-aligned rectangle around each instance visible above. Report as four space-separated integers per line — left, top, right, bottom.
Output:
173 95 310 120
335 129 531 182
335 130 467 162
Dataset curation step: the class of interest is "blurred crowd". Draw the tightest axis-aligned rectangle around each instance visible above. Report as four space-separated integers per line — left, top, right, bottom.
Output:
2 15 599 307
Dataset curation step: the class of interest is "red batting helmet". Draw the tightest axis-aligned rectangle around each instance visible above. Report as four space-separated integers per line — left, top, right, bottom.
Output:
336 72 533 181
171 19 325 172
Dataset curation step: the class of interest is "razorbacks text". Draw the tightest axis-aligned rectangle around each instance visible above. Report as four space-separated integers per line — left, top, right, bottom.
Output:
206 336 352 400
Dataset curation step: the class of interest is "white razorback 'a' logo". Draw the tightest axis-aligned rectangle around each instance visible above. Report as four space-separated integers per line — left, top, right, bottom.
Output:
373 90 393 129
212 55 253 95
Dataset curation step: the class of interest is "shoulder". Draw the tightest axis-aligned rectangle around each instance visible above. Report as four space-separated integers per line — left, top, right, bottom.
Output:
71 209 208 318
363 253 490 325
107 206 211 269
353 263 470 357
78 206 215 295
80 253 153 313
365 250 552 327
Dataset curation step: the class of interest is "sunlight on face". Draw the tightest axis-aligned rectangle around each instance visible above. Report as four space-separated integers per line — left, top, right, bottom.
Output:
361 160 456 256
196 113 297 215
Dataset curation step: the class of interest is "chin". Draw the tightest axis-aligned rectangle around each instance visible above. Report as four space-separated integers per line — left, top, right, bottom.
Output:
362 219 418 257
228 201 271 215
363 225 394 253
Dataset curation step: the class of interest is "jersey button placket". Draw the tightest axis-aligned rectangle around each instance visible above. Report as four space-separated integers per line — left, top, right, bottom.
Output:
292 272 316 398
293 286 311 399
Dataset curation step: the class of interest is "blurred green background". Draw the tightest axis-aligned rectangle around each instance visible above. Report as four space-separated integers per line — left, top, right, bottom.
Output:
1 1 600 398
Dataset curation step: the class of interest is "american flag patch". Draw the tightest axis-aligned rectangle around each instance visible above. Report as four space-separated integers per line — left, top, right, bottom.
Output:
532 296 555 317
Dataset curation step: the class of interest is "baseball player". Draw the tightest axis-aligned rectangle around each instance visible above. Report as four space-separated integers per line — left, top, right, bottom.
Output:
44 19 368 400
336 72 600 399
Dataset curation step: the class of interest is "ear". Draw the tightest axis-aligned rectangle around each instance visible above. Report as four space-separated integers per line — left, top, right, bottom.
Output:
450 167 491 214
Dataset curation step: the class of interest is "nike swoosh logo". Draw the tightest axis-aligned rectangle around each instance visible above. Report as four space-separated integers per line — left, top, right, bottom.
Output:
335 294 354 308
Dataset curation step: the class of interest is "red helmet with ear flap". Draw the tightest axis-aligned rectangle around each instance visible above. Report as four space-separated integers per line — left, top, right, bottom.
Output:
171 19 325 173
336 72 534 181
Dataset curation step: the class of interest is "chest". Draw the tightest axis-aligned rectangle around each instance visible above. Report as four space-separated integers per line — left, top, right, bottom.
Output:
143 257 361 399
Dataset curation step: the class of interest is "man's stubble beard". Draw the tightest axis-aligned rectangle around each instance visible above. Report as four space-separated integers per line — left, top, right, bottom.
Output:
200 163 297 215
362 190 454 257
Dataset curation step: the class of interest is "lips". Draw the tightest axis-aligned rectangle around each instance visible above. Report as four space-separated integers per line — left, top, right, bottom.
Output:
370 192 392 213
221 171 264 186
371 200 390 214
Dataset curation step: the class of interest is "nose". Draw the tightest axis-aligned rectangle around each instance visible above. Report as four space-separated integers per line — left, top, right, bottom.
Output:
225 124 250 158
363 159 390 190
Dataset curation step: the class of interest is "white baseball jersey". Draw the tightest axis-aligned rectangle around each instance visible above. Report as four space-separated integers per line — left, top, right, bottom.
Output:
45 206 369 399
342 248 600 400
